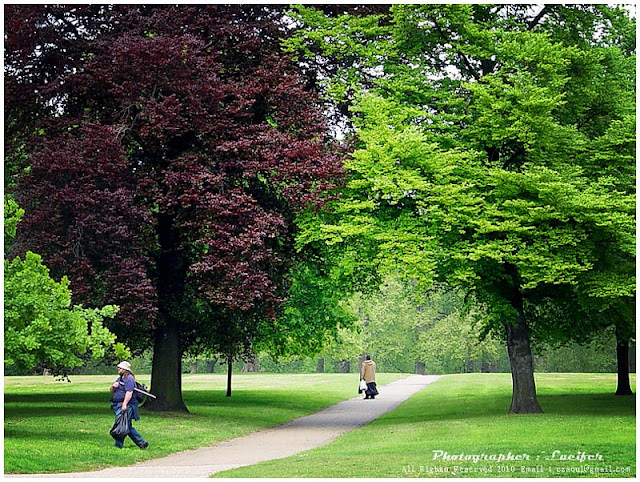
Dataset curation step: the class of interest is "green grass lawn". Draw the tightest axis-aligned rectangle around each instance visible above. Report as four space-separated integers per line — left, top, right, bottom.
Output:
214 373 636 478
4 372 405 474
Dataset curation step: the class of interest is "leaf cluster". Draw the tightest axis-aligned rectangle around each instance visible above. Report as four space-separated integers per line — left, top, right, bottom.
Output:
5 252 120 377
291 4 636 346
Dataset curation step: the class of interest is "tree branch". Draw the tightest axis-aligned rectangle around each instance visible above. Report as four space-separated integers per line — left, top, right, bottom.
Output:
527 6 549 31
430 15 480 81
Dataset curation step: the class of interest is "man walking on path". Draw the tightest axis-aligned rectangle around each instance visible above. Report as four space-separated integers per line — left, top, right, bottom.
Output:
109 361 149 450
360 355 378 399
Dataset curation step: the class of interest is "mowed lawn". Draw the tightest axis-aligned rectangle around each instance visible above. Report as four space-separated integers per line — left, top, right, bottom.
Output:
4 372 405 474
214 373 636 478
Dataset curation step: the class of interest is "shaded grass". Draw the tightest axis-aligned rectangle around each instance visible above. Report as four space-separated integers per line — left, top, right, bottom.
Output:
214 373 636 478
4 372 405 474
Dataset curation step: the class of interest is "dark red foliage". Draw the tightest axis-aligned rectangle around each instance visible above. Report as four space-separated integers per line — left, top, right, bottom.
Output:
16 124 158 342
9 5 344 354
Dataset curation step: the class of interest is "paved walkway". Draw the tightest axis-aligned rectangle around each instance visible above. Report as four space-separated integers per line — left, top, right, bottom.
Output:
11 375 441 479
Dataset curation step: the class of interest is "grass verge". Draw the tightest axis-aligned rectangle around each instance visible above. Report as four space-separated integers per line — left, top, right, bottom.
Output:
4 372 405 474
213 373 636 478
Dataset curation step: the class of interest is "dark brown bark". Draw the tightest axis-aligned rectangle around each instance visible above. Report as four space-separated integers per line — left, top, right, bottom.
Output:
145 213 188 412
615 328 633 396
527 5 549 31
505 287 543 414
146 316 188 412
226 359 233 397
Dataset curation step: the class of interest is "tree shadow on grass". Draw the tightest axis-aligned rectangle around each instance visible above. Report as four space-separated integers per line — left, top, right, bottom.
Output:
5 391 105 402
184 389 343 412
183 389 348 427
5 389 343 429
5 392 107 418
373 392 635 426
536 392 636 416
4 425 110 439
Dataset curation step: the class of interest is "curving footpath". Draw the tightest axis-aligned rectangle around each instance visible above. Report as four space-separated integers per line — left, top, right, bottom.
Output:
10 375 441 479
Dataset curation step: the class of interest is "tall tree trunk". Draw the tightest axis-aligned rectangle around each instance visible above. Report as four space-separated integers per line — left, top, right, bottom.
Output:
615 327 633 396
505 287 543 414
146 315 188 412
226 359 233 397
146 213 188 412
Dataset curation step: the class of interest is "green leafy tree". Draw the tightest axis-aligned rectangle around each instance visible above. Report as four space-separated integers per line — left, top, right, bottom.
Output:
5 197 123 375
345 279 504 374
5 251 119 376
256 256 357 360
534 335 619 374
4 198 24 254
417 310 504 375
349 285 421 373
290 5 635 412
344 280 437 374
320 326 364 373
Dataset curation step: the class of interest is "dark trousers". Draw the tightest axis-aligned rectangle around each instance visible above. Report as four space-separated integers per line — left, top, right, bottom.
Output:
365 382 378 398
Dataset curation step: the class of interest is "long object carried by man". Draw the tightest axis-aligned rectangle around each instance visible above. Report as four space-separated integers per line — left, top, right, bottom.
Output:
119 381 157 399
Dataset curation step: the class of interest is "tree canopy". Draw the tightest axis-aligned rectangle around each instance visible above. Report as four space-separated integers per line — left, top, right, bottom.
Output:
7 5 344 410
5 251 120 376
289 4 636 412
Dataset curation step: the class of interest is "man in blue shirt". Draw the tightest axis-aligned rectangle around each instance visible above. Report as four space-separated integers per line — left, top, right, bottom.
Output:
109 361 149 449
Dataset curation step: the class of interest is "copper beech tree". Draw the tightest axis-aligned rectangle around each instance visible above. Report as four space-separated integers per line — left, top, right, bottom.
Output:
7 5 344 411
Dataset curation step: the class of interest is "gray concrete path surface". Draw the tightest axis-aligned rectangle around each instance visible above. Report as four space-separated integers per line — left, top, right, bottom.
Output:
10 375 441 479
